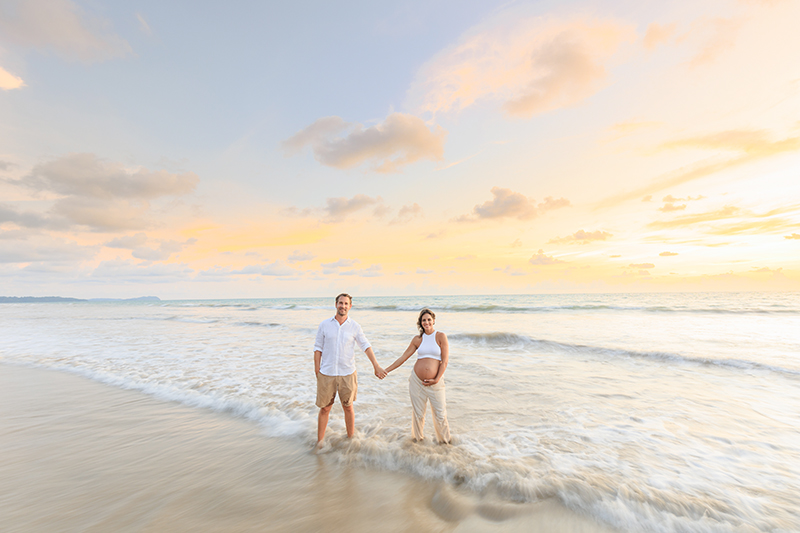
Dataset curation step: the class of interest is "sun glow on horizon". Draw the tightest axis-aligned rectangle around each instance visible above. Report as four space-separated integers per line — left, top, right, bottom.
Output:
1 0 799 299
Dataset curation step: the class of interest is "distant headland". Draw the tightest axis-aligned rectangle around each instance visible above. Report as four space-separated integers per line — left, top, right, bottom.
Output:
0 296 161 303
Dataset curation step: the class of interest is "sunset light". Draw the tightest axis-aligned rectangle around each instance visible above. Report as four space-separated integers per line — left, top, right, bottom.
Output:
1 0 798 298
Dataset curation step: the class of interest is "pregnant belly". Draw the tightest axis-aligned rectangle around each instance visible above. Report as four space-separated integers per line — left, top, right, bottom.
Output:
414 358 440 381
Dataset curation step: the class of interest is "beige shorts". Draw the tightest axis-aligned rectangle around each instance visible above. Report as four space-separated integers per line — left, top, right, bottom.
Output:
316 372 357 408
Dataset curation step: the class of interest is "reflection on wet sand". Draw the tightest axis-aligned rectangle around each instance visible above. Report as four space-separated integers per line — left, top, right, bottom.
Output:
0 364 609 532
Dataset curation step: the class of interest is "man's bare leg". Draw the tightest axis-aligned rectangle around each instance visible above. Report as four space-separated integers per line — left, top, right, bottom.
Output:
317 404 332 445
343 404 355 438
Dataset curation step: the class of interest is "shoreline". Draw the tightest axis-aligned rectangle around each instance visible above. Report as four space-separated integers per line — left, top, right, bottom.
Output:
0 363 613 532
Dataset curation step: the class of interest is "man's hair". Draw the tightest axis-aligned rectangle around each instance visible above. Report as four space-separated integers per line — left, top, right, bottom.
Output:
335 293 352 304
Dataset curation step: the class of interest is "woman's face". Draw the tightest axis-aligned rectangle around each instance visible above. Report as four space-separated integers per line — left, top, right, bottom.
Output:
420 313 435 333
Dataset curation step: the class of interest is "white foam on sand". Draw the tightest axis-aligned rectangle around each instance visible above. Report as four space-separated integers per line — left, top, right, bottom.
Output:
0 364 612 533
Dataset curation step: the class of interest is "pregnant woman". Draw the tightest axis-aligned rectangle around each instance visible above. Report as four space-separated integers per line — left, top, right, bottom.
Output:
385 308 451 444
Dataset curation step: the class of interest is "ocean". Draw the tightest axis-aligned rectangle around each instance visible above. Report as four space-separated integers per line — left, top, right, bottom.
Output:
1 292 798 532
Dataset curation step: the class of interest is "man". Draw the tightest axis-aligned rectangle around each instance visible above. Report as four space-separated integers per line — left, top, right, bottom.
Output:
314 293 386 445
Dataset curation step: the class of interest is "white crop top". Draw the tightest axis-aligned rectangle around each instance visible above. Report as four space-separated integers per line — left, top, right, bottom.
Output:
417 332 441 361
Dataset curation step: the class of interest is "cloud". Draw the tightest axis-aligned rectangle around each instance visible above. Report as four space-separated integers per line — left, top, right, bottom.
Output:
658 196 704 213
197 261 296 278
529 249 564 265
407 15 635 118
687 17 744 68
643 22 677 50
661 129 800 155
104 233 148 249
321 258 359 274
0 203 63 229
321 258 359 268
659 203 687 212
0 0 132 62
709 217 800 236
663 195 704 202
649 205 741 229
341 264 382 277
288 250 316 262
660 251 679 256
416 268 433 274
10 153 199 231
458 187 570 222
785 233 800 240
132 239 196 261
647 205 800 235
103 233 195 261
0 65 24 90
641 195 652 202
548 229 612 244
136 13 152 35
322 194 383 223
261 260 295 276
751 266 780 273
390 203 423 225
0 235 95 263
372 204 392 218
19 153 198 199
629 263 655 269
494 265 526 276
50 196 151 231
598 130 800 208
283 113 446 173
92 259 193 280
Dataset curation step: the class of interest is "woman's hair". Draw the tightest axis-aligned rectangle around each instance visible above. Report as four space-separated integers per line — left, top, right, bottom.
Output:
417 308 436 334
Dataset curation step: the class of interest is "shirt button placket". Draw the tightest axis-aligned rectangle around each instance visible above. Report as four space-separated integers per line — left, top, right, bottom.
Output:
335 322 342 375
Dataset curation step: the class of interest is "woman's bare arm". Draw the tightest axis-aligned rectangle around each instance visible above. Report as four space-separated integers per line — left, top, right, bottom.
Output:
385 337 421 373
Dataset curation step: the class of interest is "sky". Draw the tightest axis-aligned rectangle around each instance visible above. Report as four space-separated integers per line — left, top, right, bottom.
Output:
1 0 799 299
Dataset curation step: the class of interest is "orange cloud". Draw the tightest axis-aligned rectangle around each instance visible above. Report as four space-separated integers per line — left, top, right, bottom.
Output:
456 187 570 222
283 113 446 173
649 204 800 236
529 249 564 265
598 130 800 208
7 153 198 232
709 218 799 236
390 203 423 225
643 22 677 50
0 66 24 90
0 0 131 62
661 129 800 155
548 229 612 244
686 17 744 68
659 203 686 212
322 195 383 223
407 15 635 117
649 205 741 229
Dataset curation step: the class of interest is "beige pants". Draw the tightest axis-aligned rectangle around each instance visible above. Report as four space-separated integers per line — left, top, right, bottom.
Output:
408 371 451 444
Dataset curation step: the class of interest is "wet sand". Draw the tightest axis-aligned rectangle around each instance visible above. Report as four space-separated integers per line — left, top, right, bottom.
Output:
0 364 612 532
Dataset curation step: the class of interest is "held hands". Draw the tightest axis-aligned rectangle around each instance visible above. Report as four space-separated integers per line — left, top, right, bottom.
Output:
374 365 388 379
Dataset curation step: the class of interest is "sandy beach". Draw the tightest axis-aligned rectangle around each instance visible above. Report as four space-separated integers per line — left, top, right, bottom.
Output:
0 363 610 532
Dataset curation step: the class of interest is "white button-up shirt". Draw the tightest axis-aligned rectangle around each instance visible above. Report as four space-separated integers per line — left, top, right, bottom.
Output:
314 316 371 376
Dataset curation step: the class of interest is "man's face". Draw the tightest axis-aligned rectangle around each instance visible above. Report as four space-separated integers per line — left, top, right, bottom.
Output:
336 296 351 317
